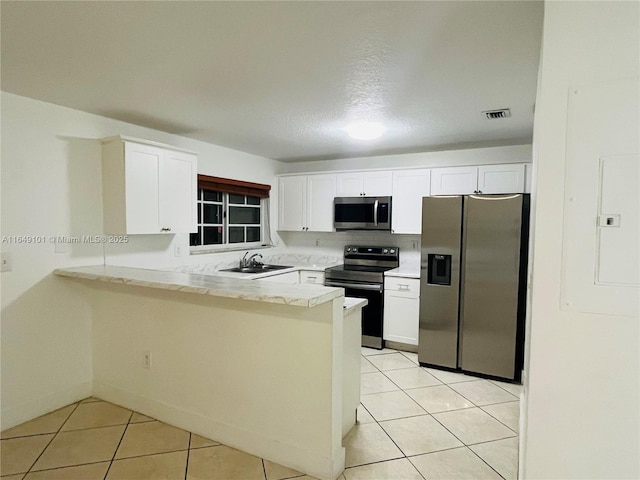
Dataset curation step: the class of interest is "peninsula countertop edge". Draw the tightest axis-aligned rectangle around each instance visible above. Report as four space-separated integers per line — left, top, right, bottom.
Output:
54 265 344 308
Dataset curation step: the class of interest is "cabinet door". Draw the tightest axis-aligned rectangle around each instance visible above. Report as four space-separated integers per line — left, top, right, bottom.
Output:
278 176 307 231
124 142 163 234
362 171 393 196
260 271 299 284
307 174 336 232
431 167 478 195
299 271 325 285
336 173 364 196
391 169 431 234
477 164 526 194
383 290 419 345
160 150 197 233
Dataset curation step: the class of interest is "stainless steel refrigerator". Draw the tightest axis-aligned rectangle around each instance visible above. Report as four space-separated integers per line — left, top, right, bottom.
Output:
418 194 529 382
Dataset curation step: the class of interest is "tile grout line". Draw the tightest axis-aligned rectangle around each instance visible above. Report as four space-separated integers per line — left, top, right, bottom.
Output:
261 458 267 480
357 352 427 480
358 349 520 478
184 433 192 480
22 400 81 476
466 444 510 480
479 405 520 435
102 409 134 480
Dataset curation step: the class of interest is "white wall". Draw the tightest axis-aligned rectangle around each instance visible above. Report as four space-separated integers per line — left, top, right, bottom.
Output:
0 93 282 429
523 2 639 479
88 283 345 479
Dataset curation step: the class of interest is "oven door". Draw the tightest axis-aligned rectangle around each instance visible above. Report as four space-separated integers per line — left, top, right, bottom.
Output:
325 280 384 349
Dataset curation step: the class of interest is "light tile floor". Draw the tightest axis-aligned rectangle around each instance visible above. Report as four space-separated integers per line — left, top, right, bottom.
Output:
1 348 521 480
349 348 521 480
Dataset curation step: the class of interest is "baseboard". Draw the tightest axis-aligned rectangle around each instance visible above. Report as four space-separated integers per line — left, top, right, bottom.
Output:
385 340 418 353
93 381 345 480
1 381 92 431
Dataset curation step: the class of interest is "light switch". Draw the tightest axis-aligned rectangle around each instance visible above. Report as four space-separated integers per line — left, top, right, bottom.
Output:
598 214 621 227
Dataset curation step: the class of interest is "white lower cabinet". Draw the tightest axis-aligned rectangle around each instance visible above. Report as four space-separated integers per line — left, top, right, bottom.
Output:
260 271 300 284
299 271 325 285
383 277 420 346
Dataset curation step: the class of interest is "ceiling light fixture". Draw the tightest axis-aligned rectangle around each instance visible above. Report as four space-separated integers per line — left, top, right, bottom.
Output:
345 122 386 140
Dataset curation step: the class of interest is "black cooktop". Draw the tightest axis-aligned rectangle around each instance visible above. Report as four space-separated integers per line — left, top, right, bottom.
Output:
324 245 399 284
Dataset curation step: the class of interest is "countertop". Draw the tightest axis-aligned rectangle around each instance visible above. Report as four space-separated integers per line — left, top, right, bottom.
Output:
385 265 421 279
54 265 343 308
343 297 368 315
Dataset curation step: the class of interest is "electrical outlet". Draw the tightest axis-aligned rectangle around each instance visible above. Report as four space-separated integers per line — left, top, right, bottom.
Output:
143 351 152 369
1 252 12 272
174 244 182 257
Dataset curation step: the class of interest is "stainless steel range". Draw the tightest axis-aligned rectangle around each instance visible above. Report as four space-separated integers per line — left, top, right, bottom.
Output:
324 245 399 349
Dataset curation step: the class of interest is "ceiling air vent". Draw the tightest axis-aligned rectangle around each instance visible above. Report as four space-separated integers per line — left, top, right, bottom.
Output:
483 108 511 119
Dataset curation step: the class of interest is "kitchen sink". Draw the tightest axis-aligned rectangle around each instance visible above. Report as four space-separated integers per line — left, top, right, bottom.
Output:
220 264 294 274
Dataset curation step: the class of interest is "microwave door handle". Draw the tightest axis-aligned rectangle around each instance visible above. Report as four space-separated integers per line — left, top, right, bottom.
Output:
373 199 379 225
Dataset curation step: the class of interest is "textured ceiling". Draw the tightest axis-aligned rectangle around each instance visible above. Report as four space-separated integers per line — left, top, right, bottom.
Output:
1 1 543 162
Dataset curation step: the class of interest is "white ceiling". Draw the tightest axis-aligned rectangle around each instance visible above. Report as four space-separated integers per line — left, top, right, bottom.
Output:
1 1 543 162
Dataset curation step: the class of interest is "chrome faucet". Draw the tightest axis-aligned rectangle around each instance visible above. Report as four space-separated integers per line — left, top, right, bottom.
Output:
248 253 263 267
240 252 263 268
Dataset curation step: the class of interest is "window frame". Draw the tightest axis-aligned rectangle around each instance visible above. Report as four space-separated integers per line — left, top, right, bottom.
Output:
189 175 271 253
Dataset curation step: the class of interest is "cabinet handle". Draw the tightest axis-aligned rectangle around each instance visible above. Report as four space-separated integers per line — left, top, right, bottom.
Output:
398 284 410 291
161 227 172 232
478 190 483 194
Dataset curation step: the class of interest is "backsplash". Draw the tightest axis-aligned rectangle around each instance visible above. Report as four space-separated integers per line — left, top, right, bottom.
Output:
277 231 421 268
172 252 342 275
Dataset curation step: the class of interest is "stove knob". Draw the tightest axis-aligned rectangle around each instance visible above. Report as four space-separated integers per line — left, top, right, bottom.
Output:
383 248 388 254
346 247 351 252
389 249 396 254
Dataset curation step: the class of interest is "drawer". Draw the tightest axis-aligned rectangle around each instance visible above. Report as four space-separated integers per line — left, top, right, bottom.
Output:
384 277 420 295
299 270 325 285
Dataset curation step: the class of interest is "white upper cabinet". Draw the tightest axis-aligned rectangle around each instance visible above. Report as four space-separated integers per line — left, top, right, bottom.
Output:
278 176 307 231
307 174 337 231
477 164 527 194
431 164 526 195
336 171 393 197
391 169 431 234
278 174 336 232
160 149 199 233
102 137 197 235
431 166 478 195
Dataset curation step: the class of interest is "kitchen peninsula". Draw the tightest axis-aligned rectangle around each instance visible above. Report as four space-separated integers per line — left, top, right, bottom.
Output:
54 265 365 480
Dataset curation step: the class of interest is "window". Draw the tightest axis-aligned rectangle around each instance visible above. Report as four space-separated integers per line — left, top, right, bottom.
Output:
190 175 271 250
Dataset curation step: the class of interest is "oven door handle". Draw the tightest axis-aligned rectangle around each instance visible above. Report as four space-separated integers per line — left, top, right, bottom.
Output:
325 281 383 292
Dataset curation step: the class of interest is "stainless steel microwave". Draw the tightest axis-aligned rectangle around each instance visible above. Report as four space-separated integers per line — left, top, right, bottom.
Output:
334 196 392 231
